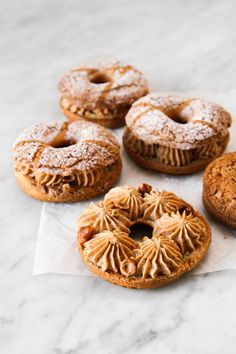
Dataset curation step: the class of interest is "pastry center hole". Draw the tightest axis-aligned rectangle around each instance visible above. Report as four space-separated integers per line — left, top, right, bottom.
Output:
51 139 76 149
89 71 111 84
166 110 188 124
129 222 153 241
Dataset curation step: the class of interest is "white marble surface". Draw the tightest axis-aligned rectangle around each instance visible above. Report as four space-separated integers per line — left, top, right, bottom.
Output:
1 1 236 353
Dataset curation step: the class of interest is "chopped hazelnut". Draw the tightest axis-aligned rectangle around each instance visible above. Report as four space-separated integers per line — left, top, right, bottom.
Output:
138 183 152 195
62 183 71 193
70 105 78 113
78 225 95 246
61 98 70 109
178 205 193 216
120 259 136 276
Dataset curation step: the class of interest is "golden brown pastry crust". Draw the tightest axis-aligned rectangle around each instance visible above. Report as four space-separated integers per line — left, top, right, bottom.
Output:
13 120 121 202
202 152 236 228
58 59 149 128
77 184 211 288
123 94 231 174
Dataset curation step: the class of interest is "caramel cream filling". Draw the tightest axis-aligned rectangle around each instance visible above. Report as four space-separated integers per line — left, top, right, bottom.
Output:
143 191 187 221
124 130 224 167
124 131 158 157
83 230 137 274
194 140 223 159
104 185 143 220
135 236 182 278
78 202 131 234
15 162 115 195
61 98 128 120
153 211 204 253
156 146 192 167
78 185 208 279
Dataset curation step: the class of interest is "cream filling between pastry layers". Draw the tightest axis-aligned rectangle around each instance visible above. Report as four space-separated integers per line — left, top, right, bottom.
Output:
61 97 129 120
124 129 224 167
15 162 116 195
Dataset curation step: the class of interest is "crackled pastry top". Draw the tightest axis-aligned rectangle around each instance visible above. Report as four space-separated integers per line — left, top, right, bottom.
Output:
13 120 120 177
203 152 236 224
125 94 232 150
59 59 149 110
78 184 211 281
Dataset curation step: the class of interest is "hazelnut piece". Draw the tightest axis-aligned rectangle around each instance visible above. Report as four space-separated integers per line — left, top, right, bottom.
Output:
78 225 95 246
178 205 193 216
70 105 78 113
61 98 70 109
138 183 152 195
120 259 136 276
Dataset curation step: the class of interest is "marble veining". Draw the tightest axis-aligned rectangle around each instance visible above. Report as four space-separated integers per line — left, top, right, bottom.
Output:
1 0 236 353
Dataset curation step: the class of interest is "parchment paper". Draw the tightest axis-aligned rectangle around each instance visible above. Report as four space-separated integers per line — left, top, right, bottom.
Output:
33 92 236 276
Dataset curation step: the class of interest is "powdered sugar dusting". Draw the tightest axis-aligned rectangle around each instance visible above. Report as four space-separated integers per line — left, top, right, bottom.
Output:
58 59 148 110
180 99 232 135
136 114 214 149
126 94 231 150
13 120 120 176
14 122 64 146
66 120 119 147
133 94 184 110
14 142 42 163
37 142 118 175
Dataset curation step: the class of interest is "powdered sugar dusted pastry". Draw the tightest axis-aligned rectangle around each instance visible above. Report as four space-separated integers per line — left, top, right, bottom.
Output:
203 152 236 228
58 59 149 128
13 120 121 202
123 94 231 174
77 184 211 288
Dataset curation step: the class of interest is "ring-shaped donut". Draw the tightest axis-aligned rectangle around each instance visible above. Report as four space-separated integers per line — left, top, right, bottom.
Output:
13 120 121 202
123 94 231 174
59 59 149 128
77 184 211 288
